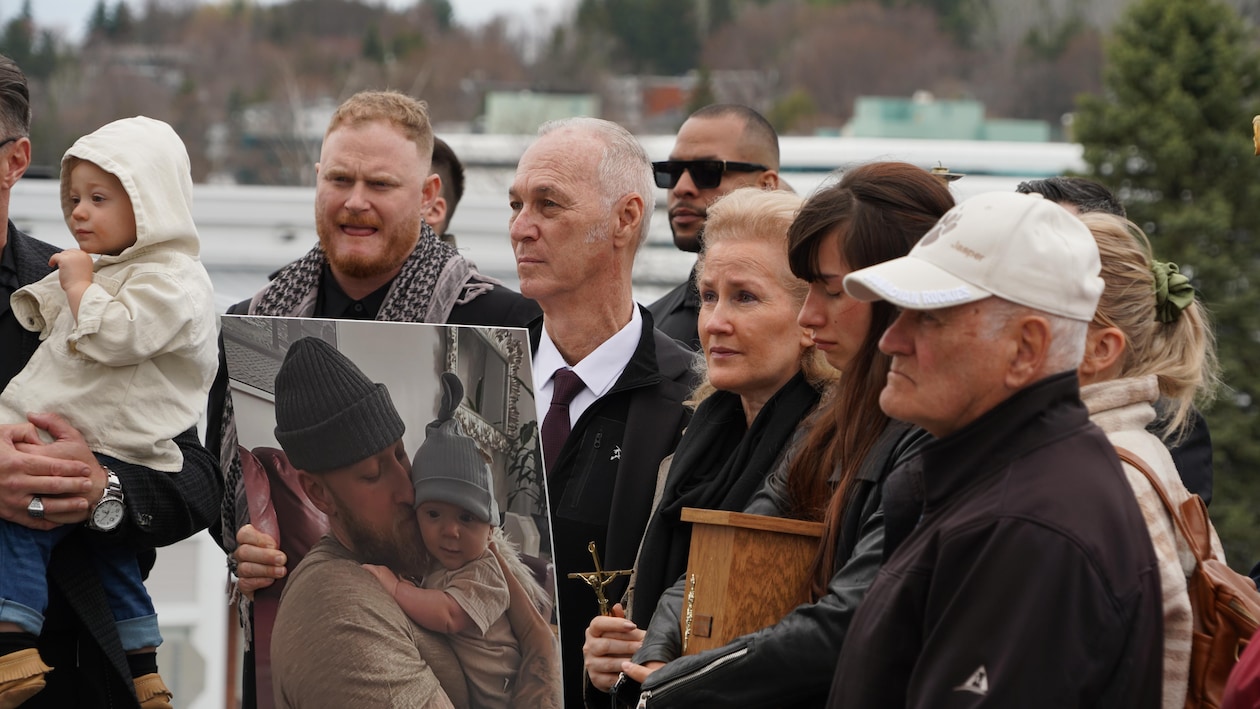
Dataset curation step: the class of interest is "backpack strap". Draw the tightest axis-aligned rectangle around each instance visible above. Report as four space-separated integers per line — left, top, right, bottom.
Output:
1114 445 1213 563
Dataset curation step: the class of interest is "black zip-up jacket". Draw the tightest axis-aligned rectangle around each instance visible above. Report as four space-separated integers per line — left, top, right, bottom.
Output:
829 372 1163 708
5 223 222 709
533 306 696 709
621 420 929 708
645 271 700 352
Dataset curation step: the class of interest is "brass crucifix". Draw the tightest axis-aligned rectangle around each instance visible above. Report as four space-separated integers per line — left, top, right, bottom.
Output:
567 541 633 616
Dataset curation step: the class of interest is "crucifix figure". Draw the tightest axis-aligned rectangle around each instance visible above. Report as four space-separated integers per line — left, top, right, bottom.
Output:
567 541 633 616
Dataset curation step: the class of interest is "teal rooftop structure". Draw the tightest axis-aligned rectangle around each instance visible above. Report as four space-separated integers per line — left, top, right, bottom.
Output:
844 93 1051 142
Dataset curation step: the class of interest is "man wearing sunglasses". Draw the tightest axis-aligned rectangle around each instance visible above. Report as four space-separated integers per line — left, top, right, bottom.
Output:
646 105 780 350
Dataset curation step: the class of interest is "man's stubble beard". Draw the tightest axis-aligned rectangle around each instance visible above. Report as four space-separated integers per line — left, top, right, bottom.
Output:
672 229 702 253
668 205 705 253
317 209 422 279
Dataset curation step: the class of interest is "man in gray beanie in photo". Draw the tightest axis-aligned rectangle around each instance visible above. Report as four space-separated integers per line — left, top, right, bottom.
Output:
267 337 462 708
362 372 522 709
266 338 559 709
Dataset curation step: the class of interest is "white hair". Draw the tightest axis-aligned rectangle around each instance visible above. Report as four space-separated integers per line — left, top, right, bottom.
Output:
537 117 656 246
982 298 1088 373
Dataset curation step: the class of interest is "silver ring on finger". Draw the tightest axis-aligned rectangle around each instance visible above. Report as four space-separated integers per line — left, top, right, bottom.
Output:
27 495 45 519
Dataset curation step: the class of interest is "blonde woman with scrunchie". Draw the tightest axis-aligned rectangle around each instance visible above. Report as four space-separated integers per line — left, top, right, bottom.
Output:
1076 212 1223 709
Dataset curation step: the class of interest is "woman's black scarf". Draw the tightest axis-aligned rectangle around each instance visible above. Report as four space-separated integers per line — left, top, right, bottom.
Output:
629 370 820 623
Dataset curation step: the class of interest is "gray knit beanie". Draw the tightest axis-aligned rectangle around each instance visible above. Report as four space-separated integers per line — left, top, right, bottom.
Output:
273 337 406 473
411 372 499 525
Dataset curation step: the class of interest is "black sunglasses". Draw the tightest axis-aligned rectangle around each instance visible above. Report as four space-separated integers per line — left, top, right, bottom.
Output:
652 159 768 190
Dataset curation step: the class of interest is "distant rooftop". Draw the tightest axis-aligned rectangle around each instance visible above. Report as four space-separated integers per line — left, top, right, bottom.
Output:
844 93 1052 142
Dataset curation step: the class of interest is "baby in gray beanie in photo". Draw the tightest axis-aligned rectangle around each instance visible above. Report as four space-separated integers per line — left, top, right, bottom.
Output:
361 371 521 709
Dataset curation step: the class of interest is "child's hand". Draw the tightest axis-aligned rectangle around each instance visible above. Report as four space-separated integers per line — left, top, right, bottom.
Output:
362 563 401 597
49 249 94 293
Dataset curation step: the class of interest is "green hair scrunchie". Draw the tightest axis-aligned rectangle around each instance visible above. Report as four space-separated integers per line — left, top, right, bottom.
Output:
1151 260 1195 323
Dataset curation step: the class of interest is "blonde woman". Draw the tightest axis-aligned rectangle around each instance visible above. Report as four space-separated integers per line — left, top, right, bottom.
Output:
1076 211 1223 709
626 187 830 631
582 186 832 704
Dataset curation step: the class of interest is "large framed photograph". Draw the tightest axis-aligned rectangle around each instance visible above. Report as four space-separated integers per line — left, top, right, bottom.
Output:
221 315 555 708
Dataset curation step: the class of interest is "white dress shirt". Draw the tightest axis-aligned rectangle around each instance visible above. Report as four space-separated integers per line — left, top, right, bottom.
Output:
532 305 643 428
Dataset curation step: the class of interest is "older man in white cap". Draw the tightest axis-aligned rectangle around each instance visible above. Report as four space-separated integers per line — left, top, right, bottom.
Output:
827 192 1163 707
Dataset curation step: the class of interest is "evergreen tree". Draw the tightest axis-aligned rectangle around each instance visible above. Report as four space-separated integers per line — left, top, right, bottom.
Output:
110 1 134 40
1074 0 1260 569
0 1 40 73
577 0 699 74
422 0 454 31
89 0 110 38
686 67 716 114
923 0 988 47
26 29 58 79
362 24 386 63
0 0 34 69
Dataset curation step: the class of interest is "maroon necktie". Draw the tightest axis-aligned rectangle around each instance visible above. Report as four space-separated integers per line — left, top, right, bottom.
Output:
542 368 585 475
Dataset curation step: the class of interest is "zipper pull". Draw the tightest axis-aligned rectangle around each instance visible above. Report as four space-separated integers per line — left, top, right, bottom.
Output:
636 690 652 709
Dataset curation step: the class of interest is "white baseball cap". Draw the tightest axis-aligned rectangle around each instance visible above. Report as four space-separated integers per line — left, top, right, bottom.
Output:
843 191 1104 322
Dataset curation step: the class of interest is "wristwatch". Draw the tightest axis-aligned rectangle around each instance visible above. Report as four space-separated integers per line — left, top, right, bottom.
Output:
87 466 125 532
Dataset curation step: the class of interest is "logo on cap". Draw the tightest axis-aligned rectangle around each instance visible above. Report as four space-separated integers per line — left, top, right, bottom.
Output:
918 210 962 247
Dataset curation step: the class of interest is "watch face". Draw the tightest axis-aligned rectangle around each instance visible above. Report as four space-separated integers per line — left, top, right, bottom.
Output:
93 499 125 530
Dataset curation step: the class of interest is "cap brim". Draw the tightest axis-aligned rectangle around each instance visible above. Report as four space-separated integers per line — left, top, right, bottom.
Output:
844 255 992 310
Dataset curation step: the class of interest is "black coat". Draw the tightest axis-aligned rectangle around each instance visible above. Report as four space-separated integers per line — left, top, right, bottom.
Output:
622 421 928 708
533 307 696 709
645 274 700 352
830 373 1164 708
1157 403 1213 504
3 223 222 709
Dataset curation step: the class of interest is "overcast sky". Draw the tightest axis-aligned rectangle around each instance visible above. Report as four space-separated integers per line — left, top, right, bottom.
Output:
7 0 574 43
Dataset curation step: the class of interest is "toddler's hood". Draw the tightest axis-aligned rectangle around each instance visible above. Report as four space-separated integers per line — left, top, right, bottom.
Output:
60 116 199 262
